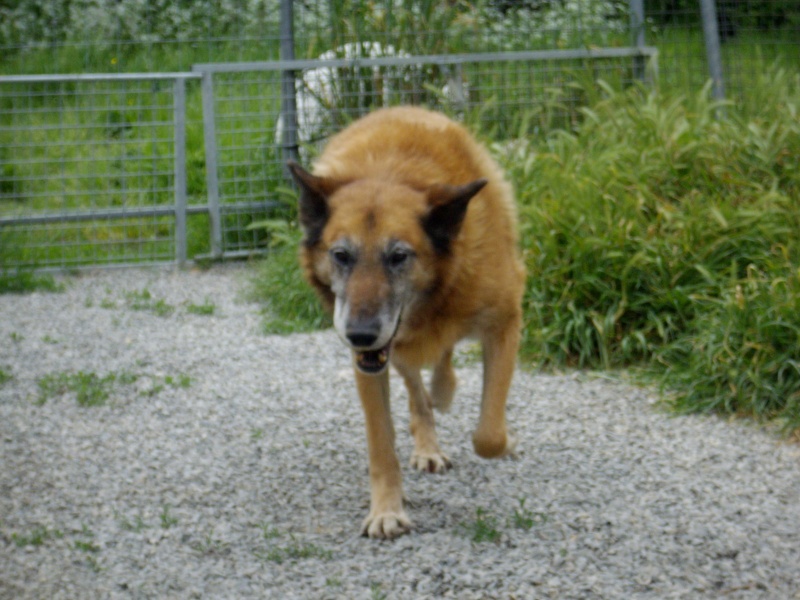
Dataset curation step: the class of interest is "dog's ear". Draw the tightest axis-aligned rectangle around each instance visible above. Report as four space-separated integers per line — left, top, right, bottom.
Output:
422 178 488 254
287 160 343 246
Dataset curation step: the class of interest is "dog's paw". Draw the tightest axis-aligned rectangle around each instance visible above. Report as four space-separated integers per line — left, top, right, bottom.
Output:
410 451 452 474
361 509 412 540
473 428 518 459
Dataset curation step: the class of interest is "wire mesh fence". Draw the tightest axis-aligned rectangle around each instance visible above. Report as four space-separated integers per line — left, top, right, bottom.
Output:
0 0 797 270
0 74 197 270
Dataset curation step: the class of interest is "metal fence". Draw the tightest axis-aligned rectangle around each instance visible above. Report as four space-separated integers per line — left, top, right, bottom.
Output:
0 0 797 271
0 73 196 270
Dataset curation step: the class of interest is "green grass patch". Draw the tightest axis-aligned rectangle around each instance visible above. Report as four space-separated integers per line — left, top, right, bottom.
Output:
186 299 216 316
124 289 175 317
513 68 800 434
159 505 178 529
11 525 64 547
256 536 333 564
458 507 502 543
35 370 191 406
0 367 11 386
37 371 117 407
0 271 64 294
249 238 331 335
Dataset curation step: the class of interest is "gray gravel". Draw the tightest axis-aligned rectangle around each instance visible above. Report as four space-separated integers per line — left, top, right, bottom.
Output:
1 265 799 600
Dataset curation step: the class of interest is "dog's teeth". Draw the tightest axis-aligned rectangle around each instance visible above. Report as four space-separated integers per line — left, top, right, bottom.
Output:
378 351 388 365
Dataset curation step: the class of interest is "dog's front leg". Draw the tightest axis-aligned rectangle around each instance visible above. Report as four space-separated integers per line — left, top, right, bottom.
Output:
355 367 411 539
393 360 452 474
473 319 521 459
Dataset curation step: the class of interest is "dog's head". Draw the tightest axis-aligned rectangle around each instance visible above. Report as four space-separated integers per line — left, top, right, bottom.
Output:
288 160 486 375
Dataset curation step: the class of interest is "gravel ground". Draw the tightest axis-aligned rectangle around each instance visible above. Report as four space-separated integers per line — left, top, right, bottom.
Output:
1 265 799 600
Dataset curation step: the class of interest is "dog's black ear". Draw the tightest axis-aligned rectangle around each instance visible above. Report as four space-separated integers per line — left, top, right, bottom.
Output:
287 160 342 247
423 178 488 254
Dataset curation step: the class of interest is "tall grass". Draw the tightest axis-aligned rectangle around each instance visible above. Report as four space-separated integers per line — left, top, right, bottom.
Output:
511 67 799 433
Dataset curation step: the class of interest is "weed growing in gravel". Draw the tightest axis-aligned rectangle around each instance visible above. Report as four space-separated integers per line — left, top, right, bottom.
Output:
370 582 388 600
74 539 100 553
124 288 175 317
9 332 23 343
159 505 178 529
260 522 280 540
117 513 149 533
459 507 502 543
255 529 332 564
35 370 191 406
510 498 548 531
37 371 116 406
190 531 229 556
11 525 63 547
0 367 11 385
164 374 192 389
260 540 333 564
186 299 216 316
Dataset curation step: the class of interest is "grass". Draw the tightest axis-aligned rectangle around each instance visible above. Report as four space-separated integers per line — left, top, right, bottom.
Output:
0 271 64 294
459 507 502 543
35 370 192 406
255 527 333 564
186 299 216 316
124 289 175 317
511 68 800 434
159 505 178 529
249 242 330 335
37 371 117 407
11 525 64 547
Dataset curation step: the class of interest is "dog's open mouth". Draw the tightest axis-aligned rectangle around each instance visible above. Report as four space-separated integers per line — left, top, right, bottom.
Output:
355 344 391 374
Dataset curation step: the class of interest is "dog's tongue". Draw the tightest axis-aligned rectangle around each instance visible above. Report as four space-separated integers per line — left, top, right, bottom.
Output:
356 346 389 373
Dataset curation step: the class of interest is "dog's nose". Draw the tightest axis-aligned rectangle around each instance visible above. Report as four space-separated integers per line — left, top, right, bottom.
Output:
346 320 381 348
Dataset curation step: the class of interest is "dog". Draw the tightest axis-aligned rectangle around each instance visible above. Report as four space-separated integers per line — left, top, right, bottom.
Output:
276 43 469 160
288 106 525 539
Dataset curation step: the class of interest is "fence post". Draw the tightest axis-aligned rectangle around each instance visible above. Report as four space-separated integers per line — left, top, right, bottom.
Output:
200 71 223 259
279 0 300 168
173 77 188 267
699 0 726 109
629 0 646 82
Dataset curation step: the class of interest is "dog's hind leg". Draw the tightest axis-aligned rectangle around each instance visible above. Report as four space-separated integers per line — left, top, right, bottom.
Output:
394 360 452 474
473 318 521 459
355 368 411 539
430 347 456 413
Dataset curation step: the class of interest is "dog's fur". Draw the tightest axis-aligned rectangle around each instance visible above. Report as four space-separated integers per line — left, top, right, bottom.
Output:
288 106 525 539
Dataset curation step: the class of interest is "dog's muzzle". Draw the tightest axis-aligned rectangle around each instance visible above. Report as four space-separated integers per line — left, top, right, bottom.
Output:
344 315 401 375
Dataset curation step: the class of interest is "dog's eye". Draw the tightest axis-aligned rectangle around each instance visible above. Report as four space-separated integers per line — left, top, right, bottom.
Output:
330 248 354 268
386 250 411 269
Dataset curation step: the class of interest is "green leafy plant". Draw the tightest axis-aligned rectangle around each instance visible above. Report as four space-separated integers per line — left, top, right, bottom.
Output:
11 525 63 547
125 289 175 317
37 371 116 407
510 498 548 531
459 507 502 543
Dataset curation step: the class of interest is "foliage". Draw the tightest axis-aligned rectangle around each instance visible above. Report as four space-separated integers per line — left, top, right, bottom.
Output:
0 270 63 294
0 0 279 52
512 67 799 432
248 230 331 335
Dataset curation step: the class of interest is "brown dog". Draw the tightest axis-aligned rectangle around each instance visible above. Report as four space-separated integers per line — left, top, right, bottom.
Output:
288 106 525 539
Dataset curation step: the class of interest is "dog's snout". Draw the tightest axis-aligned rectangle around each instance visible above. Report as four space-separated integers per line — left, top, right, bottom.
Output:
346 320 382 348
